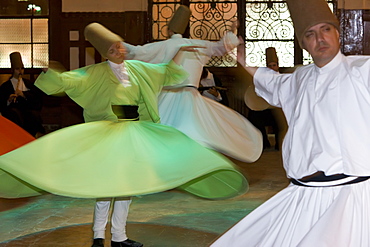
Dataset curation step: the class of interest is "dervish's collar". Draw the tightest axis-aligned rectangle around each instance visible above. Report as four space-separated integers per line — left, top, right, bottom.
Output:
108 60 125 69
315 51 343 74
170 34 183 39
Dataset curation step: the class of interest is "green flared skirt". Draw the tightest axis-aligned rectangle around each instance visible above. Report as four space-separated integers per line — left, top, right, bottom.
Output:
0 119 248 199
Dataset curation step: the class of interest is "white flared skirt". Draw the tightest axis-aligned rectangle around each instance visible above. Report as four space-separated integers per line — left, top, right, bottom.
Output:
158 87 263 162
211 181 370 247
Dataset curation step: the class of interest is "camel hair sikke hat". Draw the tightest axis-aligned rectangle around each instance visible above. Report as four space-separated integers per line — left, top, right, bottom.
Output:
84 22 124 57
286 0 339 48
266 47 278 65
168 5 192 34
10 52 24 69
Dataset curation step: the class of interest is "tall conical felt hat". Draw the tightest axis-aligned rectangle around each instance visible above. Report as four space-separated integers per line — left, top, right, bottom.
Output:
84 22 123 57
10 52 24 69
265 47 278 65
49 60 67 73
168 5 191 34
286 0 339 48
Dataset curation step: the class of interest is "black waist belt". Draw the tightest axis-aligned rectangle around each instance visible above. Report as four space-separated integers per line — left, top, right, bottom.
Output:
185 85 198 89
291 172 370 187
112 105 139 120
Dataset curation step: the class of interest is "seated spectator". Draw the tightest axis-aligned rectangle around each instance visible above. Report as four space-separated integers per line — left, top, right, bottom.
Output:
247 47 280 150
199 67 229 106
0 52 45 137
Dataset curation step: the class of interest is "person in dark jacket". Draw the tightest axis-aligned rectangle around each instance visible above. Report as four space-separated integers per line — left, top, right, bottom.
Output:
0 52 44 137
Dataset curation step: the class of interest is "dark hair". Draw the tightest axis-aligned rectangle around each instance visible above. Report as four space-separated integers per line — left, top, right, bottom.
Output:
201 67 208 80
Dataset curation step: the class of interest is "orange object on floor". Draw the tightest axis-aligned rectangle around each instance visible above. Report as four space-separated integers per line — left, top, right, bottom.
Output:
0 116 35 155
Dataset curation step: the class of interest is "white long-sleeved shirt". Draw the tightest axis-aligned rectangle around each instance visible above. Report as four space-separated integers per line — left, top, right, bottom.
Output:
107 60 130 87
254 51 370 178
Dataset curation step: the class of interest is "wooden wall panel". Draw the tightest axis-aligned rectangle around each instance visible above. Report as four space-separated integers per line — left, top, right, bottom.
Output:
339 9 364 55
123 11 149 45
363 10 370 55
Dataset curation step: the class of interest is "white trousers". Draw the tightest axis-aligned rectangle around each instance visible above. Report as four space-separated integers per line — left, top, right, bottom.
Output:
92 198 132 242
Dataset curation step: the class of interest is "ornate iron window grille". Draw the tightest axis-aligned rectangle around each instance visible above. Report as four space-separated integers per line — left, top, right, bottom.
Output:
150 0 336 68
150 1 181 41
190 1 238 67
244 1 294 67
150 0 238 67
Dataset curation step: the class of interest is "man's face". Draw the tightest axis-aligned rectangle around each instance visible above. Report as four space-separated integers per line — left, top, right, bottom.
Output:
13 67 24 77
302 23 340 68
105 41 126 64
267 62 279 72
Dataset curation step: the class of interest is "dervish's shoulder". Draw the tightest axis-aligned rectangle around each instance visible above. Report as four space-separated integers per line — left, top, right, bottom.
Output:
292 63 314 77
124 59 153 69
345 55 370 68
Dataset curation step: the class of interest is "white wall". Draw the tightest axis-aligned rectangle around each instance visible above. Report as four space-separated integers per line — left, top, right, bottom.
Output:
62 0 148 12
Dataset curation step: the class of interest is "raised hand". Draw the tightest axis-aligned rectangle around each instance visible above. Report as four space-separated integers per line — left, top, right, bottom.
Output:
236 39 258 76
237 38 246 66
231 19 240 33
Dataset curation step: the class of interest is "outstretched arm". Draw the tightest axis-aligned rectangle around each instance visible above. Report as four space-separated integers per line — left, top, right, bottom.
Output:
237 39 258 77
172 45 206 65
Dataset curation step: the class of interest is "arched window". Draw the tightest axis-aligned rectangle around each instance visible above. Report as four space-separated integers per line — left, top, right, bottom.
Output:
149 0 238 67
149 0 336 68
244 1 294 67
243 0 336 67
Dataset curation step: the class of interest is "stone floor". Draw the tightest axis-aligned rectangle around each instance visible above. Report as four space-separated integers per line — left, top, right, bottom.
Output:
0 148 289 247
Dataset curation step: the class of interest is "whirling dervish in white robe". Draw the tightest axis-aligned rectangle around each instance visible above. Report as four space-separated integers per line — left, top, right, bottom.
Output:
124 31 262 163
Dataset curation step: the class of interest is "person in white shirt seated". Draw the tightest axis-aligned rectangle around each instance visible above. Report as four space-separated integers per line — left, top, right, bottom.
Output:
198 67 229 106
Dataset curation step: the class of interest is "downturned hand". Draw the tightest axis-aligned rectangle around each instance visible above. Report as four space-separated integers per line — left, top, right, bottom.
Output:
8 94 17 103
208 87 219 97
